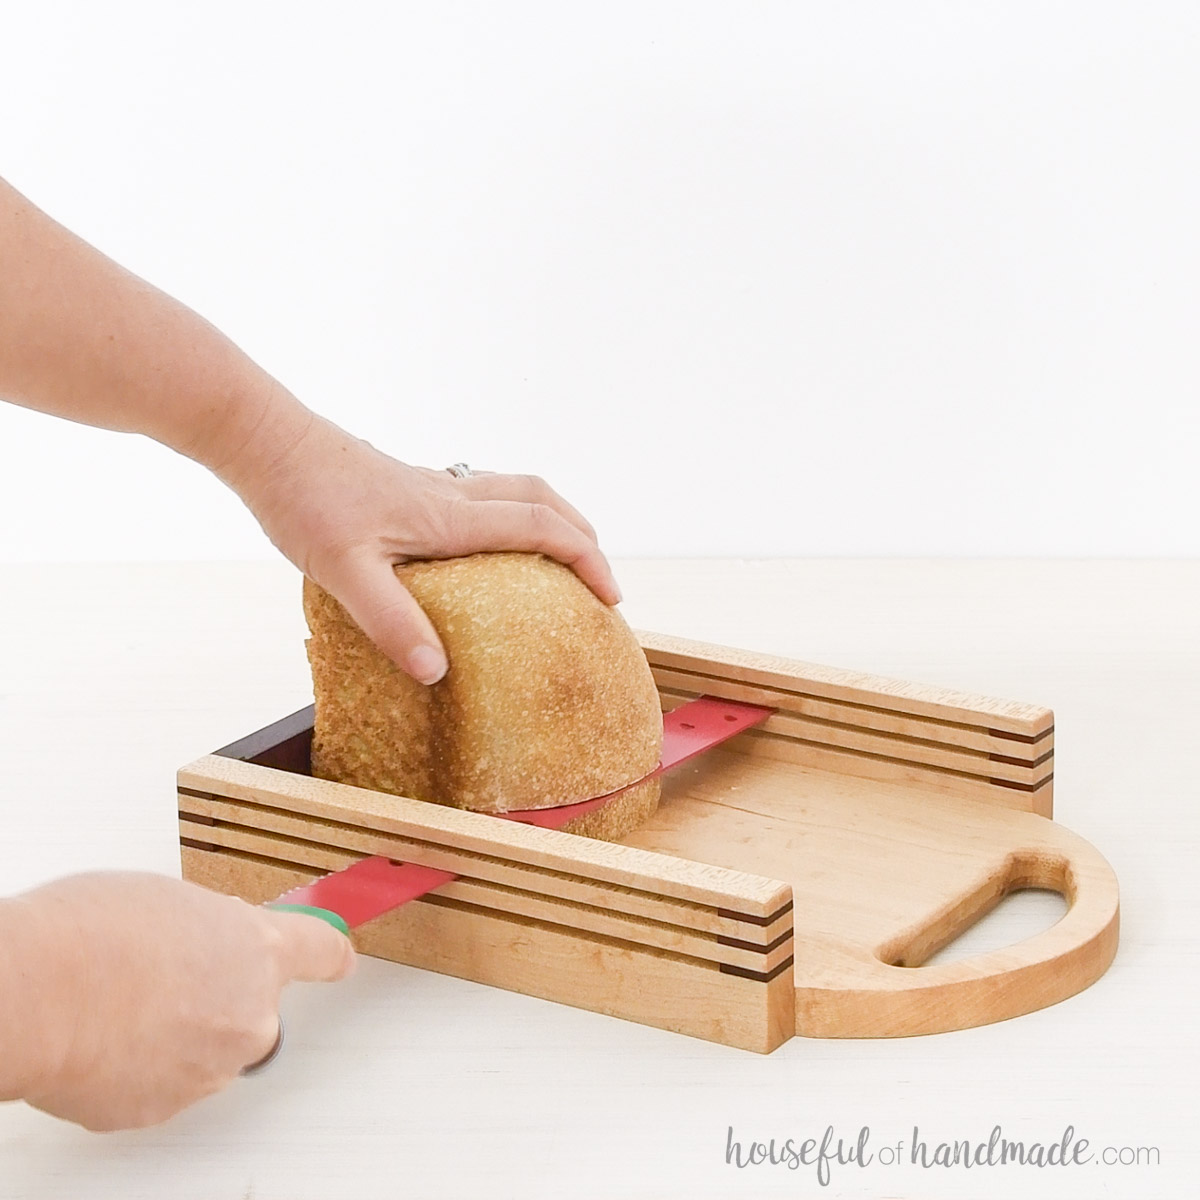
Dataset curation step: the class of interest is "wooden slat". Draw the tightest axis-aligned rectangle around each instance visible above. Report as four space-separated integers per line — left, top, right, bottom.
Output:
658 686 1051 786
180 754 793 919
178 816 793 973
650 667 1054 756
638 630 1054 737
178 790 793 944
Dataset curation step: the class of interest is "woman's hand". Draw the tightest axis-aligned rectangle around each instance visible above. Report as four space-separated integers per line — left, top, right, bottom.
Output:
0 872 355 1131
0 175 621 685
222 405 622 684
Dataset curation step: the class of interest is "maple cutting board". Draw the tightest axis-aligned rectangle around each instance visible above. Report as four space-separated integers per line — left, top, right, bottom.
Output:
179 631 1119 1051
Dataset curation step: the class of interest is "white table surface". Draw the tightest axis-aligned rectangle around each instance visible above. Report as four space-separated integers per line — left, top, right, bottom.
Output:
0 558 1195 1200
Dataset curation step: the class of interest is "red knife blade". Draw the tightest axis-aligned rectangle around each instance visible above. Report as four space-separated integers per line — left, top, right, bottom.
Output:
266 695 773 935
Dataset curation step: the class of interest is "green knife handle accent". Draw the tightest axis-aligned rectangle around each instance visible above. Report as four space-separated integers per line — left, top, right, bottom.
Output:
267 902 351 937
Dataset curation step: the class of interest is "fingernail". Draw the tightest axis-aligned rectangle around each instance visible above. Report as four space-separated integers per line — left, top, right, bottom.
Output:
408 645 447 685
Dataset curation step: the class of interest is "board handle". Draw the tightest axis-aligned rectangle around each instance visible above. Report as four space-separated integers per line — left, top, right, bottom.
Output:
796 828 1120 1038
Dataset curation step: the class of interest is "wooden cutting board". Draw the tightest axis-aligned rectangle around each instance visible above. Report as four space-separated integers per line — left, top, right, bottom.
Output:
625 742 1116 1037
178 631 1119 1051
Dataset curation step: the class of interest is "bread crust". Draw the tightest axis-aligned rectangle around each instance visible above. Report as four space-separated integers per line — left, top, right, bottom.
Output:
303 553 663 841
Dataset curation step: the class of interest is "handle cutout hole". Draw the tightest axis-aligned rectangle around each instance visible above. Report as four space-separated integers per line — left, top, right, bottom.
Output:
904 887 1068 968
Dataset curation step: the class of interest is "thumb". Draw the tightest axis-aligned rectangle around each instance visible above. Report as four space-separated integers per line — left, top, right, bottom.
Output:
265 908 358 984
326 554 447 685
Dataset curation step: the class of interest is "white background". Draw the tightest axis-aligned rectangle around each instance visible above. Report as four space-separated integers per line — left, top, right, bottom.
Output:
0 7 1196 1195
1 1 1197 561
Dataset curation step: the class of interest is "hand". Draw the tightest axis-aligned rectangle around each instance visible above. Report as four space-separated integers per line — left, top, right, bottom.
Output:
0 176 620 683
227 409 622 684
6 872 354 1131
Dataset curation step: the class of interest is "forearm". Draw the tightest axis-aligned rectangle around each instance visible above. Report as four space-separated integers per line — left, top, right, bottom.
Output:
0 894 79 1104
0 179 621 680
0 176 311 490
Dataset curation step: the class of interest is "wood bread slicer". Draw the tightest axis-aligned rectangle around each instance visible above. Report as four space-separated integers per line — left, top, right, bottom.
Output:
177 630 1120 1054
259 693 775 933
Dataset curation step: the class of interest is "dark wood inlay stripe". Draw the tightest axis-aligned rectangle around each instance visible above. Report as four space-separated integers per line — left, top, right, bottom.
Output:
719 954 795 983
179 797 788 934
717 927 794 954
989 748 1055 769
180 836 218 853
179 786 217 802
990 726 1055 744
745 726 1054 790
404 893 761 975
649 660 1052 739
990 774 1055 793
718 899 794 927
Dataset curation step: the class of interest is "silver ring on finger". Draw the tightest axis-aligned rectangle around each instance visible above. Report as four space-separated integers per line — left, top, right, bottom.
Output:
444 462 473 479
240 1015 285 1077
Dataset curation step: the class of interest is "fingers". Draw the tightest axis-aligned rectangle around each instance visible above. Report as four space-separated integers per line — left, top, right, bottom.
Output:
324 553 449 684
264 907 357 984
451 499 622 605
454 472 599 543
307 463 622 678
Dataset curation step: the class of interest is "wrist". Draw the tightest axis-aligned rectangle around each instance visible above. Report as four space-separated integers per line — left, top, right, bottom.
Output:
209 402 369 545
177 371 318 504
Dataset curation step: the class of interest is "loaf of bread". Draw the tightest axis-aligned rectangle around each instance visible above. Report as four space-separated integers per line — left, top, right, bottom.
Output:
303 552 663 841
